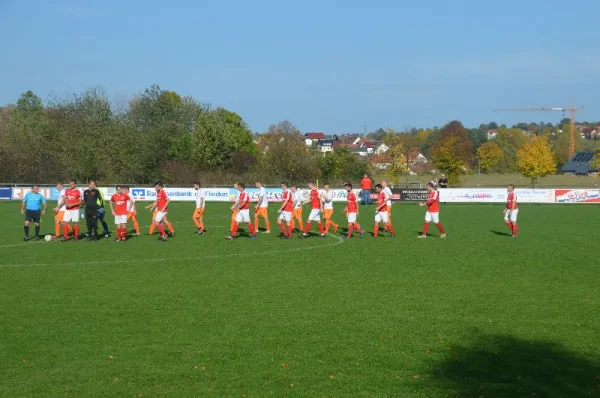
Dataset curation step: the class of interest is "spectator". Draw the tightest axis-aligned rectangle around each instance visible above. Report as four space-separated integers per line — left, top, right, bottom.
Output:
360 174 372 205
430 177 438 189
438 174 448 188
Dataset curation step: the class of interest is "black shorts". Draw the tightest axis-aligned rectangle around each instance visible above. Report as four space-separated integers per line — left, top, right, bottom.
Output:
25 210 41 223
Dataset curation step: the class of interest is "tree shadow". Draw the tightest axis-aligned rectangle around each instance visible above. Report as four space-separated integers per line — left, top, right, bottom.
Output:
426 333 600 397
490 230 511 236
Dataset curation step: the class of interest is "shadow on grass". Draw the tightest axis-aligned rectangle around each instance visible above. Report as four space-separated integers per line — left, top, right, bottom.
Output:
428 333 600 397
490 230 512 236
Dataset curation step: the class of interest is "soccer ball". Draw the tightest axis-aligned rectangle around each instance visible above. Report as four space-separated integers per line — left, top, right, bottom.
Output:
44 235 53 242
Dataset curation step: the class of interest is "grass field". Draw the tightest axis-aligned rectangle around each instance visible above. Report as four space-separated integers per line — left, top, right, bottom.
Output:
0 201 599 397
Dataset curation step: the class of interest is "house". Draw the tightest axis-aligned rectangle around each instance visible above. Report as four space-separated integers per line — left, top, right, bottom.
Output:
375 143 389 154
408 150 427 165
371 154 392 170
304 132 326 147
349 146 368 157
316 139 335 153
487 129 498 140
561 151 599 175
579 126 600 140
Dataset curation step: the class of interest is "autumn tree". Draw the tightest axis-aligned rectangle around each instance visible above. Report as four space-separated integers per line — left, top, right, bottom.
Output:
552 123 584 167
431 121 473 185
382 129 408 183
517 136 557 186
476 142 504 173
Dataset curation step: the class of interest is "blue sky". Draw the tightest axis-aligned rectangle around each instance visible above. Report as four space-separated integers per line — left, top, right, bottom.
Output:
1 0 598 133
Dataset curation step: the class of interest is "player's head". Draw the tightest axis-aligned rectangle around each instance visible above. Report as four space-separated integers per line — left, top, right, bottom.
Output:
364 174 368 178
255 181 262 188
31 185 39 193
381 179 388 188
69 179 77 188
238 182 245 191
193 182 200 190
123 186 130 193
56 182 63 190
233 182 239 189
308 182 316 189
88 180 95 189
426 182 434 192
375 183 383 193
344 182 352 192
281 182 288 189
507 184 515 192
323 183 330 191
291 185 297 192
116 184 122 193
154 181 163 191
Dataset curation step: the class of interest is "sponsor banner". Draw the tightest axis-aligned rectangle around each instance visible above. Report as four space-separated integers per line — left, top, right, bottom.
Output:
129 187 225 202
554 189 600 203
0 187 11 200
12 186 59 200
398 188 429 202
512 189 555 203
439 188 501 203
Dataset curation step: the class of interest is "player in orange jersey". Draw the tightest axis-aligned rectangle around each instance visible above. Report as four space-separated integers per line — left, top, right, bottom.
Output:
343 182 363 239
53 182 72 238
228 183 256 240
321 183 339 233
372 184 395 238
418 182 446 238
253 181 271 233
145 181 170 241
300 182 325 238
146 188 175 236
122 186 140 236
503 184 518 238
276 182 294 239
289 185 304 233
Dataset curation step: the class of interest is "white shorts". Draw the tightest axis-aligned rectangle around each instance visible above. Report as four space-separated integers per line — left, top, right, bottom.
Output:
236 209 251 223
347 213 357 223
114 214 127 224
308 209 321 221
155 211 167 223
504 209 518 223
375 211 389 224
278 211 292 222
425 211 440 223
63 209 80 223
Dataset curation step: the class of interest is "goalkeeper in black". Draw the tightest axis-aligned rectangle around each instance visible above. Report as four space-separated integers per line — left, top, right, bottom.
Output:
83 180 103 241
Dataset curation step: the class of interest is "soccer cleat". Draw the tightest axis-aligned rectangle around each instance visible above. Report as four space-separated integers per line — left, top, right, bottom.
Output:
391 234 396 238
197 230 204 235
105 234 110 238
263 230 271 234
440 234 447 239
359 233 364 238
159 235 168 242
60 237 67 242
133 233 141 236
226 236 235 240
34 237 40 241
23 237 30 241
319 234 326 239
121 238 126 242
250 236 256 240
418 235 427 239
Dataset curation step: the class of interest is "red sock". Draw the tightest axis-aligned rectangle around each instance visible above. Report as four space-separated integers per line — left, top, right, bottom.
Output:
505 221 513 231
157 224 166 237
374 225 379 237
436 223 445 234
278 223 287 236
512 223 518 236
347 224 354 238
74 225 80 240
304 222 311 234
287 225 293 237
63 224 69 239
231 223 239 237
317 222 325 234
248 223 256 236
387 224 395 235
423 223 429 235
356 224 363 234
121 227 126 239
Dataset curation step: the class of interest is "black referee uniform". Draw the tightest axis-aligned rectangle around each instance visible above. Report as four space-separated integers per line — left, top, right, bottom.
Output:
83 188 103 240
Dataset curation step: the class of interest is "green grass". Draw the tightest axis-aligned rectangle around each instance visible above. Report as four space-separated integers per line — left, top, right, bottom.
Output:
0 202 599 397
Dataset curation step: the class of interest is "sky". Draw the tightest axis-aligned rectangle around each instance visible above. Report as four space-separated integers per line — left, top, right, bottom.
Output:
1 0 599 133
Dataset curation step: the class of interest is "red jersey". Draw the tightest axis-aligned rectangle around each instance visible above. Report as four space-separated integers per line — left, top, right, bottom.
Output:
310 189 321 209
377 192 388 212
361 177 372 190
64 188 81 210
282 190 293 212
426 190 440 212
238 191 250 210
111 193 130 216
347 192 358 213
507 191 518 209
156 189 168 212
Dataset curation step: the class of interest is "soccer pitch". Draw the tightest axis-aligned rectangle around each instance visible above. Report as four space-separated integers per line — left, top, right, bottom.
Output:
0 202 598 396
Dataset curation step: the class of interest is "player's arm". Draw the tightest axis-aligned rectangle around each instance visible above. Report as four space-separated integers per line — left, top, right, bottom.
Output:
109 198 116 215
279 195 289 213
55 194 64 212
99 191 105 208
20 194 27 214
41 195 47 215
255 195 263 211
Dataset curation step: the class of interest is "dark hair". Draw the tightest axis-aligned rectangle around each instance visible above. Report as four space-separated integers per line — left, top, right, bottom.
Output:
508 184 515 189
32 185 38 189
427 182 434 188
309 181 316 186
238 182 245 189
88 179 95 184
323 183 330 187
344 182 352 189
281 182 288 187
154 181 163 187
193 182 200 187
375 183 382 189
291 185 297 189
70 179 77 184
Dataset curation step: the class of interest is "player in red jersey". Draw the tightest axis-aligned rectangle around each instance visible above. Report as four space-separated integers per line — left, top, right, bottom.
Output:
503 184 518 237
146 181 170 241
228 183 257 240
277 182 294 239
300 182 325 238
373 184 395 238
344 182 363 239
419 182 446 238
110 185 131 242
55 179 82 241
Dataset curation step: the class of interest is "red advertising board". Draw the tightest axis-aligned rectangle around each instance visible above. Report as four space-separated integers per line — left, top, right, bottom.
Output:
554 189 600 203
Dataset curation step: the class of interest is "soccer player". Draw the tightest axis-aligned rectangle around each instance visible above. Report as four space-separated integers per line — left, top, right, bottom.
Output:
277 182 294 239
300 182 325 238
193 182 206 235
503 184 518 237
321 183 339 233
21 185 46 241
83 180 103 241
55 179 82 241
381 180 394 231
228 183 256 240
373 184 395 238
110 185 131 242
343 182 363 239
94 182 111 238
289 185 304 233
419 182 446 239
123 186 140 236
146 181 170 241
147 197 175 236
254 181 271 233
53 183 72 238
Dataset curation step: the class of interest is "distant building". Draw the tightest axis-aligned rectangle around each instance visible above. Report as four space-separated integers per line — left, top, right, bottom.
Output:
487 129 498 140
561 151 599 175
304 132 326 147
316 139 335 153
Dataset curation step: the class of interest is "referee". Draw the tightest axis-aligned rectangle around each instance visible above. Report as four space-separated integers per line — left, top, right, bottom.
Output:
90 180 110 237
84 180 104 240
20 185 47 241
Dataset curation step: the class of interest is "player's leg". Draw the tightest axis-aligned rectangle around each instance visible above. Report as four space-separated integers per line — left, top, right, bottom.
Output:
245 211 256 237
383 212 395 237
510 210 518 237
164 216 175 234
263 210 271 233
293 209 304 232
23 213 30 240
316 215 325 236
54 211 61 237
198 210 204 232
90 211 99 240
193 209 202 230
85 211 94 239
98 208 109 237
504 211 513 231
420 212 432 238
254 209 260 232
149 211 157 235
373 213 381 237
432 213 445 237
277 214 288 237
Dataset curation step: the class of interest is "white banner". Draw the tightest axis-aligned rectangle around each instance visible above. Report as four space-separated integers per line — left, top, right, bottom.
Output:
439 188 555 203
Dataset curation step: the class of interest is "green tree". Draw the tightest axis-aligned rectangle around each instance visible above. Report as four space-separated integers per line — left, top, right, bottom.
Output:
431 121 473 185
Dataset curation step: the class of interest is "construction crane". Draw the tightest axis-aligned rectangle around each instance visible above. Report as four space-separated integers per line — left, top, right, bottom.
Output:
494 98 584 158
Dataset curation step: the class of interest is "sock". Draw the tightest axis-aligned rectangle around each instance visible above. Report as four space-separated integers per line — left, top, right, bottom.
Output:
165 220 175 234
199 220 204 231
333 221 338 230
93 227 98 239
132 217 140 234
325 220 330 233
156 223 166 237
423 222 430 235
287 225 293 237
317 222 325 235
100 221 108 234
254 217 259 232
387 223 395 235
356 224 363 234
347 224 353 238
55 222 60 237
505 221 513 231
248 223 256 237
24 225 29 237
74 225 80 240
116 227 121 239
34 225 40 238
304 222 311 234
230 215 236 232
265 219 270 232
374 225 379 237
436 223 445 234
149 223 156 235
512 223 518 236
278 222 287 236
231 223 239 237
290 219 296 229
63 224 69 239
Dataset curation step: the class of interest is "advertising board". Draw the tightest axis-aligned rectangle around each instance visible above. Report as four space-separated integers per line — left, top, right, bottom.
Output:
398 189 429 202
0 187 11 200
554 189 600 203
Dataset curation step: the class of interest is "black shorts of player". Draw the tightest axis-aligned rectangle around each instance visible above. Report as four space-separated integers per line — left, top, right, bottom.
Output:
25 210 41 223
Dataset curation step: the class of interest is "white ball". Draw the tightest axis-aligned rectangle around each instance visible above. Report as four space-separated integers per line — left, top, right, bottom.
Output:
44 235 53 242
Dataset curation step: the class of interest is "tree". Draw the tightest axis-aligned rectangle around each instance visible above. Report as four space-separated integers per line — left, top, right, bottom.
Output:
431 121 474 185
495 127 527 172
517 136 557 186
476 142 504 173
552 123 584 167
382 129 408 183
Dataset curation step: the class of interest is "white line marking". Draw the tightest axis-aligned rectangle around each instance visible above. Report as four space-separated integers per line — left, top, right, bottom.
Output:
0 234 345 268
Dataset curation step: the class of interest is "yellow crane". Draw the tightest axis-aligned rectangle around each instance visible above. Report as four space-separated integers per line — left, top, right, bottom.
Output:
494 98 584 158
